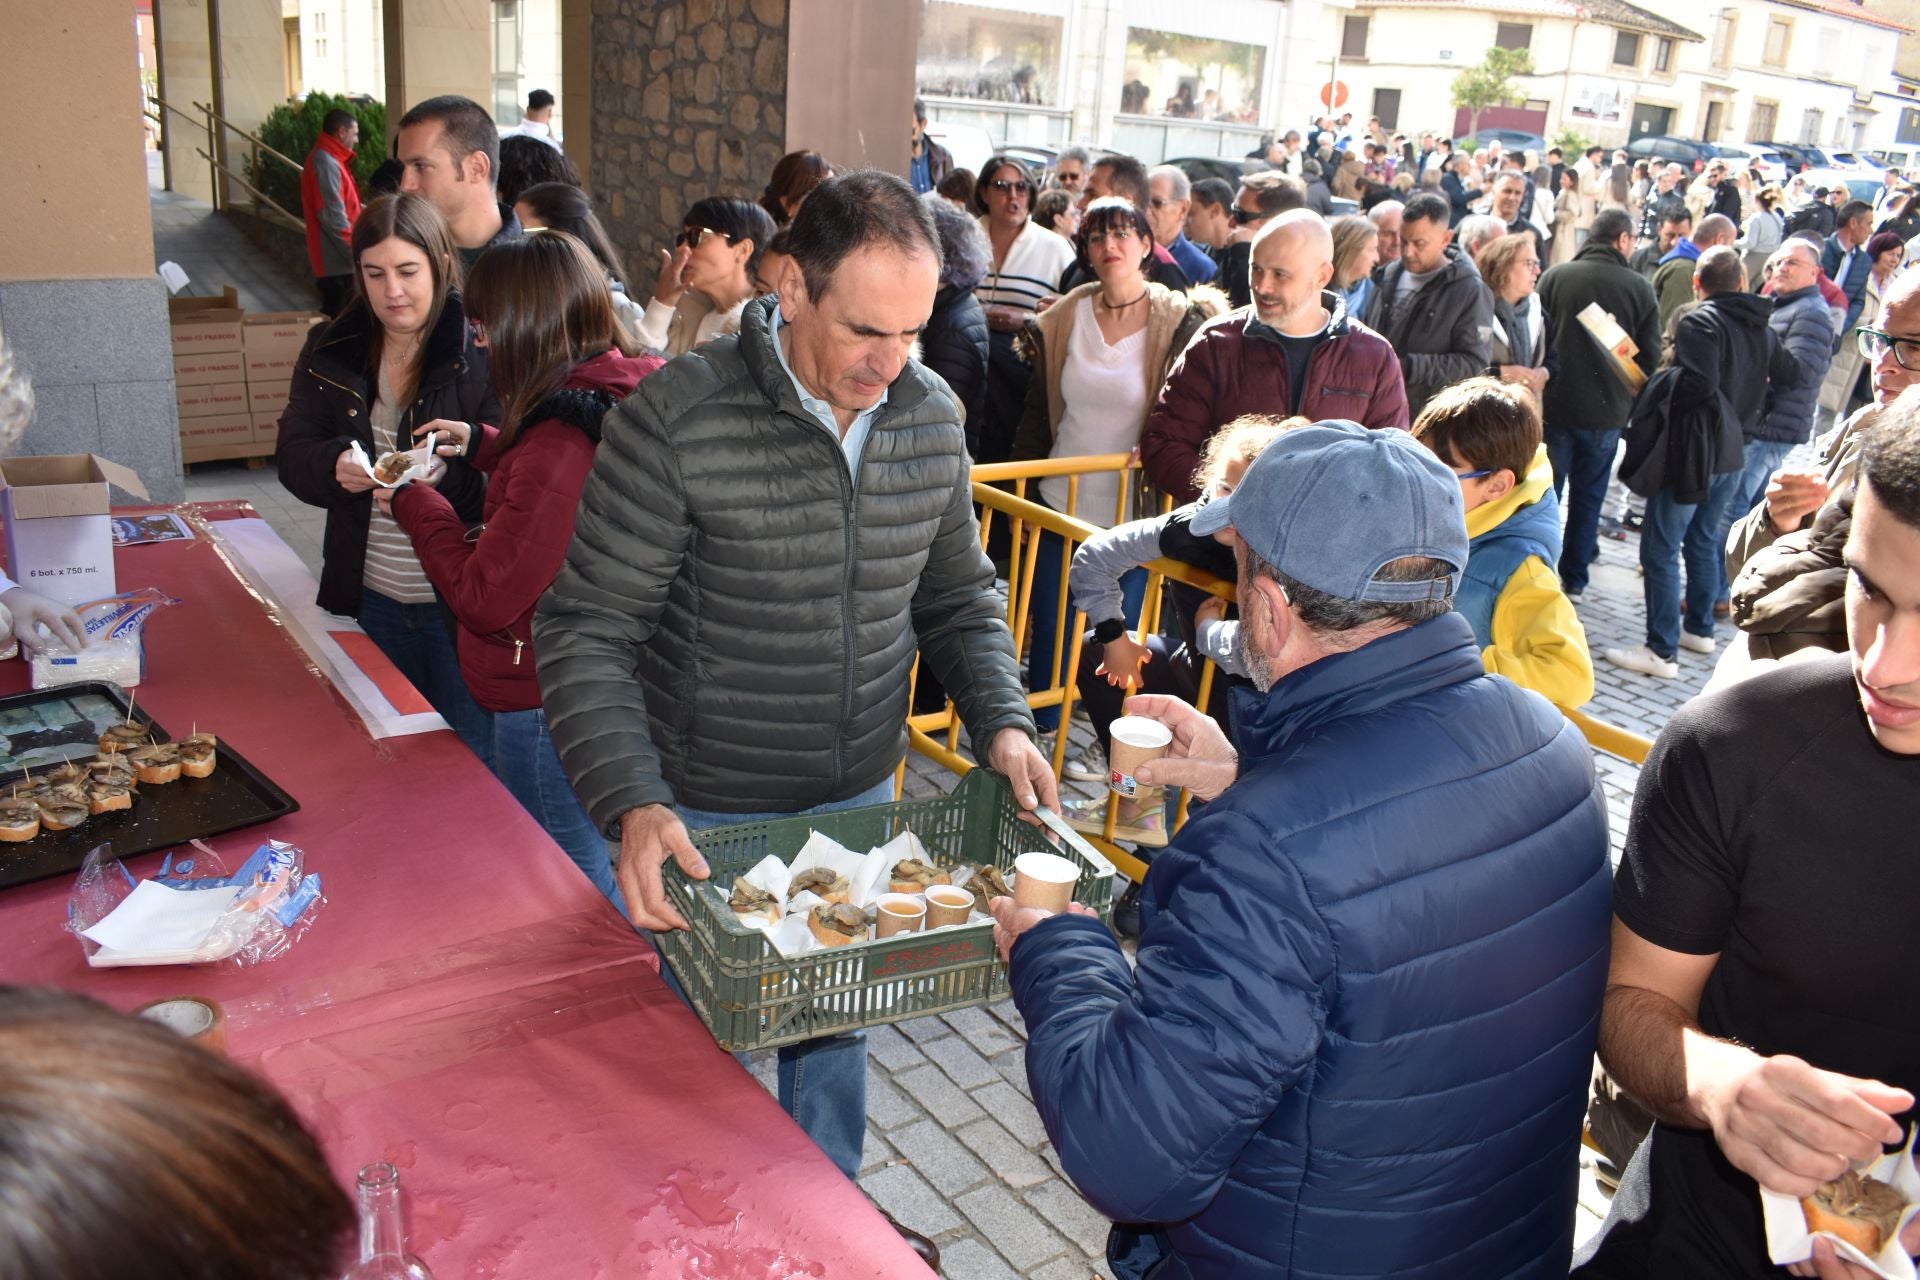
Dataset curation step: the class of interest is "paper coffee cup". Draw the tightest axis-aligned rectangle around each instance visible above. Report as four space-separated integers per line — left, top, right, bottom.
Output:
1108 715 1172 799
874 893 927 939
1013 851 1079 914
924 885 975 929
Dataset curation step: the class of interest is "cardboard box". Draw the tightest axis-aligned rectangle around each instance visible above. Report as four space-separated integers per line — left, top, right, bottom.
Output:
172 350 247 387
244 348 303 382
175 382 250 420
252 413 280 448
246 378 290 418
167 287 243 357
178 414 254 450
243 311 322 358
0 455 151 608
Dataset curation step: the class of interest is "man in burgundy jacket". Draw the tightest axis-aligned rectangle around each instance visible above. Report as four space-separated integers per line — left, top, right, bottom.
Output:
1140 211 1409 502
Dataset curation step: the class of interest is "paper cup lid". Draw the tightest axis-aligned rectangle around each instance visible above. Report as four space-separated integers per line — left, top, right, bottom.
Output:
1110 715 1173 749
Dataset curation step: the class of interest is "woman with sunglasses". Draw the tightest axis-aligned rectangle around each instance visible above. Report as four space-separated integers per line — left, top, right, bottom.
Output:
513 180 646 338
382 231 663 904
972 156 1074 464
636 196 777 358
1007 196 1226 745
1479 231 1550 402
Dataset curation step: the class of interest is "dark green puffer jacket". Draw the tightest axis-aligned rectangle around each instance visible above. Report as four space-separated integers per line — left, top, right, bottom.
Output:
533 296 1033 828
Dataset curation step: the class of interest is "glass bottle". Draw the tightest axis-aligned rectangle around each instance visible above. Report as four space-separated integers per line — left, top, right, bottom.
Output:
342 1162 434 1280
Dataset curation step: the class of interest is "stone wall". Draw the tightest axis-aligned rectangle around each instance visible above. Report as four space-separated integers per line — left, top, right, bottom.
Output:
591 0 790 285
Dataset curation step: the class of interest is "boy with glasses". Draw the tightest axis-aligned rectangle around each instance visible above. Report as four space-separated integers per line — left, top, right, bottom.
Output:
1412 377 1593 708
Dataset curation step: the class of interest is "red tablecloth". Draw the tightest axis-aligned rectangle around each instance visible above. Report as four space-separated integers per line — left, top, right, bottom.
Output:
0 504 931 1278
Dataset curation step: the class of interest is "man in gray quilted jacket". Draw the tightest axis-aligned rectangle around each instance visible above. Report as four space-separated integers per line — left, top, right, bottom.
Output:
533 171 1051 1196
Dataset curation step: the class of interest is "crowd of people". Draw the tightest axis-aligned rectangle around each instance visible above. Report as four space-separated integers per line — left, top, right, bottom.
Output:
3 83 1914 1280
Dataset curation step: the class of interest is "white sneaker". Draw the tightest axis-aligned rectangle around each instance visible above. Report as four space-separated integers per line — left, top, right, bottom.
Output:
1677 632 1716 655
1062 748 1105 783
1605 645 1679 679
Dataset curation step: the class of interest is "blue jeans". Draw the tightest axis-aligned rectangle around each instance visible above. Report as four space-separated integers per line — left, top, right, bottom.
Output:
1711 439 1798 604
492 707 622 910
1545 426 1620 593
1028 528 1146 733
1640 472 1742 659
356 589 494 768
660 775 896 1180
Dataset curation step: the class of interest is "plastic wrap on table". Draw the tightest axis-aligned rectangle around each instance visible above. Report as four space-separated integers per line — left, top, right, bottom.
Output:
66 838 325 967
30 588 180 689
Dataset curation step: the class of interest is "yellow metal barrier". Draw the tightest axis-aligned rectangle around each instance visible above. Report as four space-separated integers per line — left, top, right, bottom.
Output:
902 454 1658 882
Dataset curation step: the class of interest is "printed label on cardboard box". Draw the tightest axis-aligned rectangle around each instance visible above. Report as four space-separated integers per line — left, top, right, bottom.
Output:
243 312 323 355
0 454 151 608
247 381 290 417
252 414 280 446
179 414 254 446
245 351 302 380
175 382 250 419
173 351 247 386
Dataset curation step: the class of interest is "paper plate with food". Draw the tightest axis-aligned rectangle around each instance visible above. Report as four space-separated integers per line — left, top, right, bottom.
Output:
349 434 442 488
1764 1126 1920 1278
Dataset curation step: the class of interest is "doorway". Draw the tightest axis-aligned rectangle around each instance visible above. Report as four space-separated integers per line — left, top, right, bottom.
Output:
1630 102 1673 137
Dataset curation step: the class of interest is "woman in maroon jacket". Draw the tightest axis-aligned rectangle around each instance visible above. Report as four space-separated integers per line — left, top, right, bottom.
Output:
380 231 662 904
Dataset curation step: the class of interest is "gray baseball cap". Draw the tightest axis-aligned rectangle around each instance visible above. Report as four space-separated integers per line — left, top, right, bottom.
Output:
1190 421 1468 603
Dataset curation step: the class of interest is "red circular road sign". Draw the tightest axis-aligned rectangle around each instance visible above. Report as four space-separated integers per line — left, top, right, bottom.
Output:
1320 80 1349 109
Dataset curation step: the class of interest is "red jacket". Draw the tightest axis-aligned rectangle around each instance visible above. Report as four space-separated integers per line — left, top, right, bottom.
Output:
301 131 363 278
1139 292 1409 502
390 349 663 711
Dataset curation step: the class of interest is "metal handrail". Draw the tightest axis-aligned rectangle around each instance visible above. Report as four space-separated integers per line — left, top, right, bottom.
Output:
194 147 305 232
189 98 303 175
146 92 306 230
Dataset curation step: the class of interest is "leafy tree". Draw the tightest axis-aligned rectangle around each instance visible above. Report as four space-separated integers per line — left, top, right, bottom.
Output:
1450 47 1533 138
248 92 386 221
1552 126 1591 155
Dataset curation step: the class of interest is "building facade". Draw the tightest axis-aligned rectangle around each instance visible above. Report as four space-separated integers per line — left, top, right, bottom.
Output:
1322 0 1901 154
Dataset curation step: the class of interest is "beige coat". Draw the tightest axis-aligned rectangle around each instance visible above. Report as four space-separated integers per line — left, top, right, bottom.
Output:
1819 269 1885 416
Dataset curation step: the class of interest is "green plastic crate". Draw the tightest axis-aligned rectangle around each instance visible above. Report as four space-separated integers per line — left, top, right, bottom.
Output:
659 770 1115 1052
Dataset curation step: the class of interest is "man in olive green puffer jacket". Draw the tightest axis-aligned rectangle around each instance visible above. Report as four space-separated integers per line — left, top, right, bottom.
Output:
532 172 1052 1201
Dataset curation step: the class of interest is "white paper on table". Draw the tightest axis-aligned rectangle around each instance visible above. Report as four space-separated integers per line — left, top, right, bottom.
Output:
79 880 246 955
1764 1126 1920 1278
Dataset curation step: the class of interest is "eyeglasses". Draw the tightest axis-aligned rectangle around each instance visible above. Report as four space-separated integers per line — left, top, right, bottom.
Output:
1147 197 1177 209
1455 468 1495 480
676 226 736 249
1086 227 1139 246
987 179 1032 195
1231 207 1266 225
1859 327 1920 371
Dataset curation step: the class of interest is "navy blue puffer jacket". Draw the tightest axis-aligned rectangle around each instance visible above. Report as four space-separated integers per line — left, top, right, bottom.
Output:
1011 614 1612 1279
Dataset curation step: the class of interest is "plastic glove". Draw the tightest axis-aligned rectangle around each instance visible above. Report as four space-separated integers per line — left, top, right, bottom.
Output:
1 586 86 654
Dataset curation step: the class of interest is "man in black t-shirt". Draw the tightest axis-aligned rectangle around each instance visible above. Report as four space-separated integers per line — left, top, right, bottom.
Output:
1574 390 1920 1279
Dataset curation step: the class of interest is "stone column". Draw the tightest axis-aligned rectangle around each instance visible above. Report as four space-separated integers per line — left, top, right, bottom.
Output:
0 0 184 499
383 0 490 128
590 0 793 284
210 0 289 212
155 0 217 204
785 0 917 174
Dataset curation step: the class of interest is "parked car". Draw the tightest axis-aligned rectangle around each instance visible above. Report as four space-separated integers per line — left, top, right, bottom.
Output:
1625 134 1727 172
1457 128 1548 155
1756 141 1835 173
1827 150 1874 172
924 122 994 178
1796 167 1883 204
1722 142 1789 185
1167 155 1265 184
1869 148 1916 174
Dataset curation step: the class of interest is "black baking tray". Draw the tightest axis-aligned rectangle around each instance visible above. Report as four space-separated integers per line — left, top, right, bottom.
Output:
0 681 299 890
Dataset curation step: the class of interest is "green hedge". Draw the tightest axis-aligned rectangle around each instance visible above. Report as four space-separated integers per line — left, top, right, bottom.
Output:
248 92 386 220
